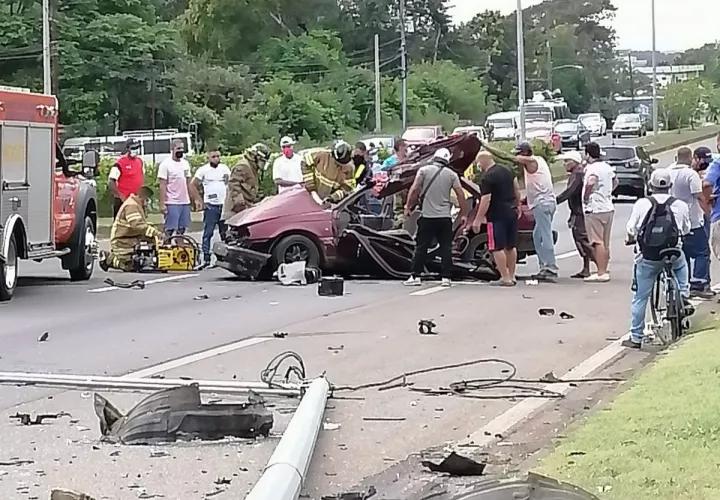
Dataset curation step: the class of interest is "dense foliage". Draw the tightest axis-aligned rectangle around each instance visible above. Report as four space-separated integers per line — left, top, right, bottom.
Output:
0 0 631 150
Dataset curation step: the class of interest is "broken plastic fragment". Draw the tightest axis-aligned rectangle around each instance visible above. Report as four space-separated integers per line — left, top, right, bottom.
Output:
323 421 341 431
421 451 486 476
93 384 273 445
538 308 556 316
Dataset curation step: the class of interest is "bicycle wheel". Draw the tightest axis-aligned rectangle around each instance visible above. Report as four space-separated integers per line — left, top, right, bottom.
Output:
649 273 666 327
666 276 684 342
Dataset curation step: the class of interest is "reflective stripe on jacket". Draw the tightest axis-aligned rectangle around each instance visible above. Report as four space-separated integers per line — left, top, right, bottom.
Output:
110 195 161 255
301 150 354 202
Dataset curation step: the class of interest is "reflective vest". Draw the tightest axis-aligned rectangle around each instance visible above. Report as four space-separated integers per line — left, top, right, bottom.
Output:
114 156 145 198
301 150 355 202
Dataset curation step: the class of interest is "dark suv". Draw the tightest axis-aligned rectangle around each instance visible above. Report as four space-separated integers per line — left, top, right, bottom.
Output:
605 145 658 199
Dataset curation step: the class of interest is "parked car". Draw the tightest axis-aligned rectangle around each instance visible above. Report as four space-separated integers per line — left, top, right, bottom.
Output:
612 113 647 138
519 120 561 153
578 113 607 136
452 125 488 141
485 111 519 141
401 126 445 147
213 135 557 281
554 119 591 150
605 145 658 198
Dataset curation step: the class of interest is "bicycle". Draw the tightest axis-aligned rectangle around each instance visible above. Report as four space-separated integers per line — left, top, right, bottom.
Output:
628 243 693 345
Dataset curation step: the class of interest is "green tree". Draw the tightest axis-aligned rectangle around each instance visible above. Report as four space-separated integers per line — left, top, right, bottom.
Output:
662 80 705 130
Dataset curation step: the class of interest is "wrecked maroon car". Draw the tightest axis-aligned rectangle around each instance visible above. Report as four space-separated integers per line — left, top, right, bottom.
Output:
213 134 557 281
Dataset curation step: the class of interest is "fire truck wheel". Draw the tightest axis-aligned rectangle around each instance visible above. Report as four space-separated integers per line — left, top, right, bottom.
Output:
69 216 96 282
0 234 19 302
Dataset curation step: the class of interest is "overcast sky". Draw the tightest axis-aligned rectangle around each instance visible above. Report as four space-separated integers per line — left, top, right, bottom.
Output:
450 0 720 52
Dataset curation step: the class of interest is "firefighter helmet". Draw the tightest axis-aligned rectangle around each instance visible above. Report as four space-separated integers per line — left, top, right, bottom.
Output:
247 143 271 165
332 140 352 164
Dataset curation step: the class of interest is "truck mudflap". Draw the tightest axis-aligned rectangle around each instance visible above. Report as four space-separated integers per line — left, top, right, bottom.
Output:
213 241 270 279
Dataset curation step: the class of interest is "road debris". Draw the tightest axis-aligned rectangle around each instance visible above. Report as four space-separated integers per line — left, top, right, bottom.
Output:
194 294 210 300
214 477 232 485
38 331 49 342
94 384 273 445
0 458 34 466
538 308 556 316
362 416 406 422
421 451 487 476
273 332 288 338
318 276 345 296
149 449 170 458
525 279 539 286
559 311 575 320
103 277 145 290
10 412 71 426
328 344 344 351
418 319 437 335
323 421 341 431
446 473 601 498
321 486 377 500
50 489 96 500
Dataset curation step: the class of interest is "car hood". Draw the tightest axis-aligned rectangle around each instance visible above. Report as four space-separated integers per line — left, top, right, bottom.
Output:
373 134 481 198
225 187 327 227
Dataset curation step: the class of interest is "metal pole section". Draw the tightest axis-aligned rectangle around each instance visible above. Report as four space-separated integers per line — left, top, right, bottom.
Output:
628 51 635 112
245 377 330 500
545 14 552 91
651 0 659 135
399 0 407 131
0 372 301 397
374 33 382 132
516 0 526 141
42 0 51 94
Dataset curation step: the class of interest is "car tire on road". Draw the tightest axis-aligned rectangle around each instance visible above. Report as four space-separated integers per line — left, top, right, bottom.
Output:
69 216 96 282
273 234 322 269
0 233 19 302
464 233 500 281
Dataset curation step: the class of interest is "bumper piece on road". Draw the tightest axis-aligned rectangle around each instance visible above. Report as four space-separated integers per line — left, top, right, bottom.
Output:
213 241 270 279
446 473 599 499
95 385 274 445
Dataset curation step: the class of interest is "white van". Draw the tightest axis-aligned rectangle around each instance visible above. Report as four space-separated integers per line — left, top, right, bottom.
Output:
485 112 520 141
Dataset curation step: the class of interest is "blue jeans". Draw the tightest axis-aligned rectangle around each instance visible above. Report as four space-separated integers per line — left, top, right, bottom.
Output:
630 253 690 343
531 201 558 273
202 204 227 262
683 224 710 291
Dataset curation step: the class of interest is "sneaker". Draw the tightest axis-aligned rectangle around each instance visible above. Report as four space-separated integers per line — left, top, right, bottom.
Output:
441 278 452 287
584 273 610 283
690 289 715 300
404 276 422 287
532 270 558 283
621 338 642 349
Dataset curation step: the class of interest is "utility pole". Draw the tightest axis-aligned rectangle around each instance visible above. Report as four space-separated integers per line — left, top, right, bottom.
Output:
50 0 59 96
374 34 381 132
628 51 635 112
41 0 51 94
150 66 157 166
545 14 552 91
516 0 527 141
651 0 659 135
399 0 407 131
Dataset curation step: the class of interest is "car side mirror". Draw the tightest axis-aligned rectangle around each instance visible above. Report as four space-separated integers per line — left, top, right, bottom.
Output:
82 150 100 177
651 158 659 164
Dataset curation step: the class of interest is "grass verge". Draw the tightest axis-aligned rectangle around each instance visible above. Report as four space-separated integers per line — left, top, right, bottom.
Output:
632 125 720 153
535 326 720 499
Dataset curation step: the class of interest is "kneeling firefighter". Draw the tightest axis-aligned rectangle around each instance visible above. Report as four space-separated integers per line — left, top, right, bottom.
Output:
222 143 271 221
99 186 162 272
301 140 355 204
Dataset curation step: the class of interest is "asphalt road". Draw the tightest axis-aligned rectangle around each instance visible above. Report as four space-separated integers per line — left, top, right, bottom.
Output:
0 135 716 500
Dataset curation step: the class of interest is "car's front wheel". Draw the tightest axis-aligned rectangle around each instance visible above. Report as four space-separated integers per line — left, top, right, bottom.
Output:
0 234 19 302
272 234 322 269
464 233 500 280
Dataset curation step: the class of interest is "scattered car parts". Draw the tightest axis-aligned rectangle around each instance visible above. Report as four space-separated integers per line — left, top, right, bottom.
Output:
421 452 487 476
94 385 274 444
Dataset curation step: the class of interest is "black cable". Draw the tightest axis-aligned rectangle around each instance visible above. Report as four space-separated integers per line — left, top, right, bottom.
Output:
260 351 307 388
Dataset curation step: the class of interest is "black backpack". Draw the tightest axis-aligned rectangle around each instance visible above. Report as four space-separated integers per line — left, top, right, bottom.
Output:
638 196 679 261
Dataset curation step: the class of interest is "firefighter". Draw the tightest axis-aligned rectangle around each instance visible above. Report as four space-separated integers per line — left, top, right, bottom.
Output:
301 140 355 204
99 186 162 272
222 143 271 221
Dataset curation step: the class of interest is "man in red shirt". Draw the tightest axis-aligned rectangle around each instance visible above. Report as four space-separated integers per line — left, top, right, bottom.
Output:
108 138 145 219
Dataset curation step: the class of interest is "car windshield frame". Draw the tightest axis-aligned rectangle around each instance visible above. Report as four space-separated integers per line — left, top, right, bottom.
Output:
402 128 437 141
603 147 636 161
616 115 640 124
488 119 514 128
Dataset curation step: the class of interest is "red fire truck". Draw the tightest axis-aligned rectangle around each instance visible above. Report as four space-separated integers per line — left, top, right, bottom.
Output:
0 87 99 301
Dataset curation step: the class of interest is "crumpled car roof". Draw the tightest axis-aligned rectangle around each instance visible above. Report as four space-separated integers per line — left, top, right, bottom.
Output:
375 134 482 198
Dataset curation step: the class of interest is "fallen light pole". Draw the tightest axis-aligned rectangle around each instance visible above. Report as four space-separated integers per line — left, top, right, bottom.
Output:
245 376 331 500
0 372 301 397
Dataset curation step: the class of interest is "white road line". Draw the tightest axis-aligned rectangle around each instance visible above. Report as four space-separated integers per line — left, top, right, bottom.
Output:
126 337 272 378
556 250 579 260
409 286 446 296
88 274 198 293
456 332 631 450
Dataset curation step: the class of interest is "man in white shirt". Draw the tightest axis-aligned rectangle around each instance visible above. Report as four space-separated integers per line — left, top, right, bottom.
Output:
158 139 197 237
192 149 231 266
272 136 303 193
624 169 692 349
481 140 558 282
668 147 712 298
582 142 618 283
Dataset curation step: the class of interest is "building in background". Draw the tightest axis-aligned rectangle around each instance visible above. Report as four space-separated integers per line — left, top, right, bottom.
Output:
636 64 705 88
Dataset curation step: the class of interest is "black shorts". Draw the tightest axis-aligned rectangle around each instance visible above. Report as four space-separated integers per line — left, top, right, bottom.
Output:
487 213 518 251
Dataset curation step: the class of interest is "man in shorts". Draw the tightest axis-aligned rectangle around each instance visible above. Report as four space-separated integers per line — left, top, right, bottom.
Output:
471 151 521 286
582 142 617 283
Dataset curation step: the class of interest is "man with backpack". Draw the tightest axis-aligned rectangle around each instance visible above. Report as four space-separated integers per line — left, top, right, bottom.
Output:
624 169 692 349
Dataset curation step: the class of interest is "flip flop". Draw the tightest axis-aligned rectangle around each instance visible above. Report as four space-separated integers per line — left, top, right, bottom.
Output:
571 272 590 279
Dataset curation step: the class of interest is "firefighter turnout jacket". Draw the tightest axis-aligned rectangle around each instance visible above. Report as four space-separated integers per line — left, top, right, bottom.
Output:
223 154 261 220
104 195 162 271
301 149 354 203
